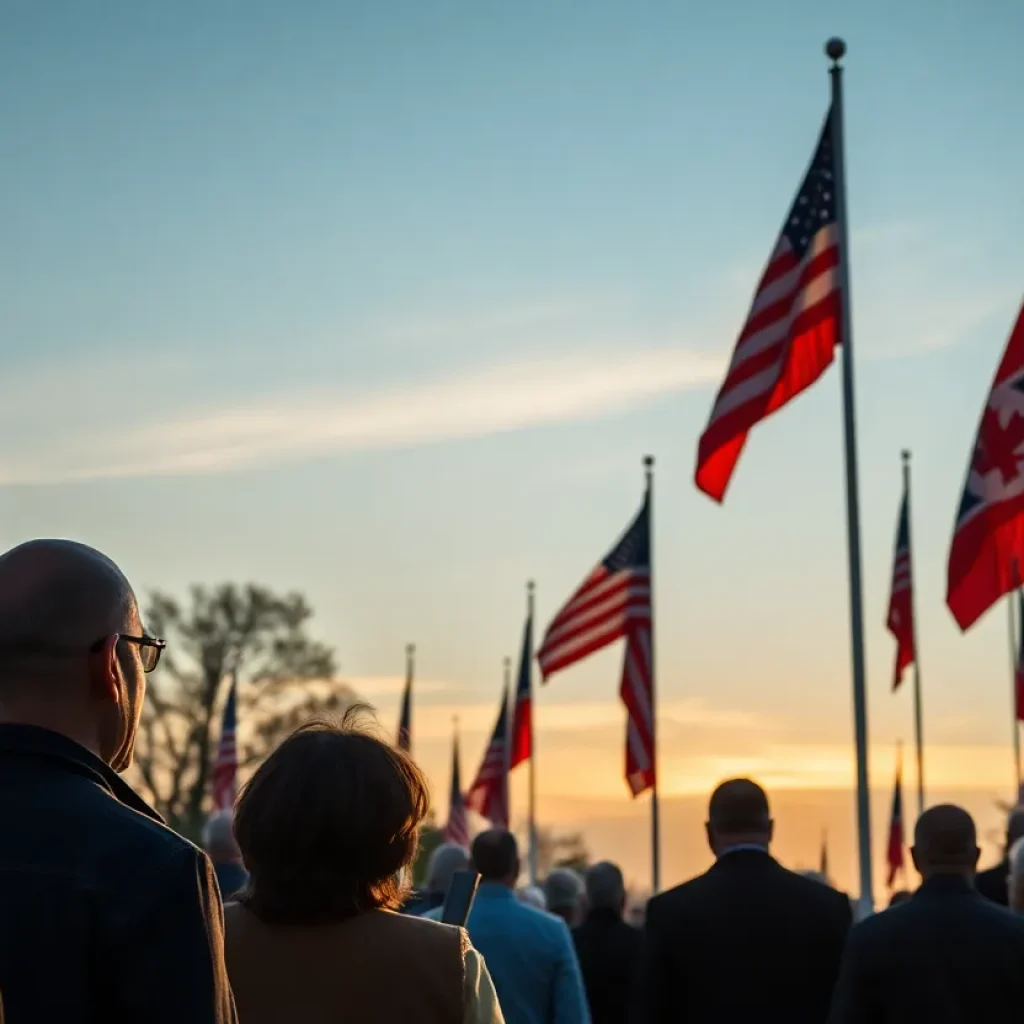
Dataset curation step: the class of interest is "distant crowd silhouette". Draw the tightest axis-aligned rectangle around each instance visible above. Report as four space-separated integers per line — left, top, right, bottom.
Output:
1 539 1024 1022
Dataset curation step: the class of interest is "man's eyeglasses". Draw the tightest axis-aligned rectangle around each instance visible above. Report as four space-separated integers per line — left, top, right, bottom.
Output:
90 634 167 673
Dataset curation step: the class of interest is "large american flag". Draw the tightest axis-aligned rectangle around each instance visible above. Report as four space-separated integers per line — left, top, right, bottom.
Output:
211 677 238 812
443 728 470 848
537 494 654 796
886 486 916 690
695 108 842 502
465 685 510 828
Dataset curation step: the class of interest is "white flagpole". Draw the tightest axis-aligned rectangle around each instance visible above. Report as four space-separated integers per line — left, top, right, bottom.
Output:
828 37 874 917
526 580 538 886
644 454 660 894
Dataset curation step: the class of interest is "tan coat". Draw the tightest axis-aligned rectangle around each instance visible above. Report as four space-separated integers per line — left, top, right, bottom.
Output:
224 903 468 1024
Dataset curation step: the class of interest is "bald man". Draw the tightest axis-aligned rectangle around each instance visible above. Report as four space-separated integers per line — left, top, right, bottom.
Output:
975 806 1024 906
0 540 236 1023
828 804 1024 1023
634 779 851 1024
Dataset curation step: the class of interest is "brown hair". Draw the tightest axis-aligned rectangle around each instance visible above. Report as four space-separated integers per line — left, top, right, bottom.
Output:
234 706 429 924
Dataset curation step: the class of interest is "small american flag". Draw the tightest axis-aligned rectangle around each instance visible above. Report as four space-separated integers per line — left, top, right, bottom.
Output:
509 607 533 769
538 493 654 796
443 728 470 848
886 751 905 889
397 644 414 754
466 685 510 828
211 677 238 812
886 487 916 690
696 108 842 502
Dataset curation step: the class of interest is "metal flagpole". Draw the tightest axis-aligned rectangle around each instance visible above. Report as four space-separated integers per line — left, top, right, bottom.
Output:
526 580 538 886
903 450 925 817
1008 587 1021 789
827 38 874 917
644 454 660 894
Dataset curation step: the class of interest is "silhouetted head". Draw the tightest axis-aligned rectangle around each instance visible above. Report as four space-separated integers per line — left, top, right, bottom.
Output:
706 778 773 856
1006 807 1024 852
234 709 429 924
544 867 584 926
470 829 519 887
911 804 979 881
585 861 627 916
0 539 152 771
425 842 470 898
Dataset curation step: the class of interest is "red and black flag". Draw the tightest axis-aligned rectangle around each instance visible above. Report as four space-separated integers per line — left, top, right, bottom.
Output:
538 492 654 796
886 751 905 889
397 644 414 754
947 300 1024 630
466 685 510 828
443 726 470 849
886 485 916 690
509 601 533 770
695 108 842 501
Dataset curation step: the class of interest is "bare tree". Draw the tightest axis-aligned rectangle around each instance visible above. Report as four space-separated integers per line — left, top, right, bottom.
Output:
133 583 352 837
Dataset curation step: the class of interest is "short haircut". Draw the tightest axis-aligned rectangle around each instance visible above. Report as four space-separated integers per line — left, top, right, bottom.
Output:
544 867 583 912
708 778 771 833
426 842 470 895
471 829 518 882
234 707 429 924
585 861 625 911
913 804 977 868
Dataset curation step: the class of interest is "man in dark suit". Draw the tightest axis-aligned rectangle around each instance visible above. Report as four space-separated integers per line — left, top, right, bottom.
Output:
828 804 1024 1023
572 861 640 1024
633 778 852 1024
974 806 1024 906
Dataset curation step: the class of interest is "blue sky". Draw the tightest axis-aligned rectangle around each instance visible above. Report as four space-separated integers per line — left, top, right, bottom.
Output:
2 2 1024 881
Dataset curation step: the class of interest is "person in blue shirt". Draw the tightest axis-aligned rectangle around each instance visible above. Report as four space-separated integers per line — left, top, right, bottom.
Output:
467 829 590 1024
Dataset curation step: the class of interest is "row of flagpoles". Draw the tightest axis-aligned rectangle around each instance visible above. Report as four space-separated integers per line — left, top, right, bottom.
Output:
207 39 1024 912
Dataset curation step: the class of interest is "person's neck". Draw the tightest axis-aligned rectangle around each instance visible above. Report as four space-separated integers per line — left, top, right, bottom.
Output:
715 837 770 858
0 703 102 761
920 868 974 885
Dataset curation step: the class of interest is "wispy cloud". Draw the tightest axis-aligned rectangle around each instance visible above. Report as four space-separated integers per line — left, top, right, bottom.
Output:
0 348 724 485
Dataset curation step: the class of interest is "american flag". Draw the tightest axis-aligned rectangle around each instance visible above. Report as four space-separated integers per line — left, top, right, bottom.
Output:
509 605 533 769
886 487 916 690
397 644 413 754
443 728 470 848
211 677 238 812
466 685 510 828
886 751 905 889
537 493 654 796
695 108 842 502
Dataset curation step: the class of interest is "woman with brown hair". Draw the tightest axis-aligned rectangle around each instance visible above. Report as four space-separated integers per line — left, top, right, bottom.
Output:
223 710 503 1024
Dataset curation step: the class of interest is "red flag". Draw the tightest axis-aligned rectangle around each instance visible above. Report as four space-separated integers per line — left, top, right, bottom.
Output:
947 300 1024 630
509 605 533 769
695 109 842 501
538 493 654 796
886 486 916 690
886 752 905 889
466 685 510 828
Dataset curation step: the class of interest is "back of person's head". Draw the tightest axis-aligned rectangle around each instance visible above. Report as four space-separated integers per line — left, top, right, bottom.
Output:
517 885 546 910
1008 837 1024 913
544 867 584 925
585 861 626 916
0 539 150 772
234 707 429 924
1006 807 1024 850
425 842 470 897
706 778 773 856
470 829 519 886
202 810 242 864
911 804 979 881
887 888 912 907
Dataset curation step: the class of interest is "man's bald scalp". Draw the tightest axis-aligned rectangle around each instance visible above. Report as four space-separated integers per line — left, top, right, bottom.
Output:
0 540 137 657
914 804 978 868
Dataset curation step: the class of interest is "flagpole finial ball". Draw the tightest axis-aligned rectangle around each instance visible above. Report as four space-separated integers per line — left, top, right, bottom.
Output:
901 449 911 463
643 454 655 469
825 37 846 62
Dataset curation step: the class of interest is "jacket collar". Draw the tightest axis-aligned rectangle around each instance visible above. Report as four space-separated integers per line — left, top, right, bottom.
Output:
0 723 165 825
475 881 515 901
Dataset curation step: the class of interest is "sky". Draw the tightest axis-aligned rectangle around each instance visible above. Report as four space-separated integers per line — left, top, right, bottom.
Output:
1 1 1023 899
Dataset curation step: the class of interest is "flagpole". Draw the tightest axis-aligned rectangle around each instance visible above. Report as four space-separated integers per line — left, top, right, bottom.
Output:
903 450 925 817
1009 588 1021 788
503 655 512 831
644 454 660 894
526 580 538 886
827 37 874 917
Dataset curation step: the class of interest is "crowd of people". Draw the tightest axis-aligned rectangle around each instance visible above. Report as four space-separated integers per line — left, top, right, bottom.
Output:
3 539 1024 1022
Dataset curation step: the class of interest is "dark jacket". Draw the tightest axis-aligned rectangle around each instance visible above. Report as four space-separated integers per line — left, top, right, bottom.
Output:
634 849 852 1024
572 907 641 1024
0 724 236 1023
973 858 1009 906
827 874 1024 1023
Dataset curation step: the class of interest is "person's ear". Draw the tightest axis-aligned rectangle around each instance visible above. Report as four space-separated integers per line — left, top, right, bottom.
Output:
705 822 716 856
910 846 922 874
767 819 775 844
972 847 981 869
88 634 121 705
